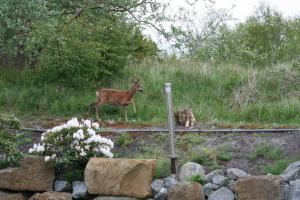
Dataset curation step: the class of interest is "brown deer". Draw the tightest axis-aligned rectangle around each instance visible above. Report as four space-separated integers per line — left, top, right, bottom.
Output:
90 77 143 122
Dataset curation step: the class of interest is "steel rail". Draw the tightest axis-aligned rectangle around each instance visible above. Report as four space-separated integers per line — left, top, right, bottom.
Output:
9 127 300 134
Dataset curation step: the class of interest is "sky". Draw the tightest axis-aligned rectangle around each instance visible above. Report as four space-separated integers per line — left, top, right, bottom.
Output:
144 0 300 52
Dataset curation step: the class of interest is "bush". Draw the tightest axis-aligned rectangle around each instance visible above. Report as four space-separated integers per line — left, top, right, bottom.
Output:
28 118 114 169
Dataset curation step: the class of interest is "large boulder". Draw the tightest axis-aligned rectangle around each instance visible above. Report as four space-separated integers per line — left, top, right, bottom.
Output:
205 169 224 183
235 175 283 200
226 168 249 180
211 175 229 189
179 162 205 181
281 161 300 182
168 182 205 200
0 156 54 192
29 192 72 200
0 190 25 200
208 187 234 200
93 197 139 200
289 180 300 200
85 158 156 198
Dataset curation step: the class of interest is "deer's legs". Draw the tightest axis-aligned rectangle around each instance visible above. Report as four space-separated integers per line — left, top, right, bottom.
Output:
125 106 128 122
132 100 137 114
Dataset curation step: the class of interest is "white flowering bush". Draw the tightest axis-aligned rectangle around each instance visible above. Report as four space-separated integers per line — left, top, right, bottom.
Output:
29 118 113 167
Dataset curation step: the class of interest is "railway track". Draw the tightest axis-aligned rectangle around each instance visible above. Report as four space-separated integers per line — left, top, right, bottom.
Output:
8 127 300 134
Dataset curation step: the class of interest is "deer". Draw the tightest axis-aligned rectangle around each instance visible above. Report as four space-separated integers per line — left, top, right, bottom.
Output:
89 77 143 122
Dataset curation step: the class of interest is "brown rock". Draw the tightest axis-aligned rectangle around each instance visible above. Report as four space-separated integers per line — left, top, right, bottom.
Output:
0 156 55 192
235 175 283 200
168 181 205 200
85 158 156 198
29 192 72 200
0 190 25 200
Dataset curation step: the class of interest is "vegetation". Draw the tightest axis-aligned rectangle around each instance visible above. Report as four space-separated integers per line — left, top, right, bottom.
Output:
115 133 133 147
262 158 299 175
0 113 22 169
189 174 205 184
249 143 284 161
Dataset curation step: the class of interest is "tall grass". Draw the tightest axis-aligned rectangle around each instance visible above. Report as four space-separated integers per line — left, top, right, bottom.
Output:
0 60 299 125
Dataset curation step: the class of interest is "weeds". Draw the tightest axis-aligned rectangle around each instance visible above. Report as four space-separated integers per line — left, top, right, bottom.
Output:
261 158 299 175
115 133 133 147
249 143 283 161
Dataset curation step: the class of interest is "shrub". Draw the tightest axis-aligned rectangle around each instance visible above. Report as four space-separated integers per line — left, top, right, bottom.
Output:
0 113 21 129
29 118 114 168
189 174 205 184
115 133 133 147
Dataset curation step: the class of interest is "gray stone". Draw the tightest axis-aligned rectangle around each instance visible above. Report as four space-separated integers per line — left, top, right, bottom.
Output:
163 175 178 192
94 197 139 200
281 161 300 182
168 182 205 200
205 169 225 183
281 183 290 200
226 168 249 180
289 180 300 200
54 181 71 192
228 180 236 192
179 162 205 181
211 175 229 189
203 183 213 197
154 188 168 200
72 181 88 199
151 179 164 195
208 187 234 200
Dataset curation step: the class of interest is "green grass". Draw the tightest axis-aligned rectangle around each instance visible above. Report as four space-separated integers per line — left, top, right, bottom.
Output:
261 158 299 175
249 143 284 161
0 60 299 125
115 133 133 147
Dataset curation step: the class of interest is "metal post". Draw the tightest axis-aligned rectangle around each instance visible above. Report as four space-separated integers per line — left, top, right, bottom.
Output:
165 83 177 174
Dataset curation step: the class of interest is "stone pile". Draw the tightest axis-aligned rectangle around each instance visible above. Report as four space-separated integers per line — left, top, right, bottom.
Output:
1 156 300 200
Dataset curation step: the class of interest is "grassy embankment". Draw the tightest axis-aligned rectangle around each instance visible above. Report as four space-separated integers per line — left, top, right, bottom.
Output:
0 60 299 126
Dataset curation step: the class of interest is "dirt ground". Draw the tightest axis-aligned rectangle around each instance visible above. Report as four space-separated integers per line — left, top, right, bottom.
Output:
18 120 300 176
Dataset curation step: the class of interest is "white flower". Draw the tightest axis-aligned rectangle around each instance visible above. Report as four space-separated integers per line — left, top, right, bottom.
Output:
29 148 34 153
80 150 86 156
84 145 90 150
36 144 45 152
92 122 99 129
87 128 96 136
44 156 51 162
75 146 81 150
83 120 91 128
51 154 56 159
100 147 113 158
73 129 84 140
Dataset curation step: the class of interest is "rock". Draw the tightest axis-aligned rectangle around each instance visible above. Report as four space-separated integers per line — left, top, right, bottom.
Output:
93 197 139 200
203 183 213 197
54 181 71 192
179 162 205 181
208 187 234 200
0 156 54 192
29 192 72 200
235 175 283 200
163 175 178 192
211 175 229 189
205 169 225 183
281 161 300 182
85 158 156 198
228 180 236 192
227 168 249 180
0 190 25 200
153 188 168 200
281 183 290 200
72 181 88 199
289 180 300 200
168 182 205 200
151 179 164 195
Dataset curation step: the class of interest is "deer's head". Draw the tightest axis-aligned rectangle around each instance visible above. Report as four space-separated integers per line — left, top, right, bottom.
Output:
131 77 144 92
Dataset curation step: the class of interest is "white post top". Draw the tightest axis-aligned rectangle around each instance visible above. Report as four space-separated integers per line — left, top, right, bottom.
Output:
165 83 171 93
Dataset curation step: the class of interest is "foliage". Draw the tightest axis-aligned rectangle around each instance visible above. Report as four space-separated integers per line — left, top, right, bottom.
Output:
0 113 21 129
261 158 299 175
192 3 300 67
189 174 205 184
115 133 133 147
249 143 283 161
28 118 114 168
1 60 299 125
